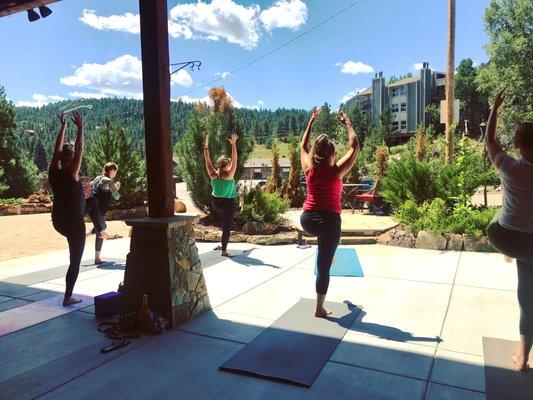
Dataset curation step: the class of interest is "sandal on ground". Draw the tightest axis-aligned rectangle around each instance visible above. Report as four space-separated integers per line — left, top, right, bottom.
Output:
100 336 130 353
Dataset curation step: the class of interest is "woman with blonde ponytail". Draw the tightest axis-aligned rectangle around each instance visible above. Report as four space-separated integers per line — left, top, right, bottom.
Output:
300 107 360 317
204 134 239 257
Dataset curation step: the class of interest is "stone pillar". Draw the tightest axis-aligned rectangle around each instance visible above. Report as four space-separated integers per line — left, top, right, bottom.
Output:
122 216 210 327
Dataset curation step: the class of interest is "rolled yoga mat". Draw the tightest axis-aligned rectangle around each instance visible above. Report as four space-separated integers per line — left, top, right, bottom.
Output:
220 298 361 387
483 337 533 400
314 247 364 277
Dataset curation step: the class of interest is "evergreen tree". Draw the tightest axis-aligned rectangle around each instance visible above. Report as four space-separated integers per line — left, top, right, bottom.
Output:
455 58 489 135
32 137 49 171
265 139 282 193
0 86 39 198
282 135 305 206
85 120 147 207
314 103 341 141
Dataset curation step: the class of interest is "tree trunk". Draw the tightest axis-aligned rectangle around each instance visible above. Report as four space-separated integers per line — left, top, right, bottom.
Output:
445 0 456 163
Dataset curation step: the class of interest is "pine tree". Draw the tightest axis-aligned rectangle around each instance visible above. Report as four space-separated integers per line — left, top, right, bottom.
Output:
282 135 305 206
415 126 427 161
33 137 49 171
265 139 282 193
85 120 146 207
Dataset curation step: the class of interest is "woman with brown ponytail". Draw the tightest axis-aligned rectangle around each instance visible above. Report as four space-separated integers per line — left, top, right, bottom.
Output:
300 107 359 317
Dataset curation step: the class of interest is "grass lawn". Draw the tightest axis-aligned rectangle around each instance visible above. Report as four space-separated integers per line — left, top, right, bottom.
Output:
251 143 290 158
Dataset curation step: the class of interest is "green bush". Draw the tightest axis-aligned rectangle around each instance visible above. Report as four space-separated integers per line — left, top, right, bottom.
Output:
237 187 289 225
0 197 25 206
396 199 498 238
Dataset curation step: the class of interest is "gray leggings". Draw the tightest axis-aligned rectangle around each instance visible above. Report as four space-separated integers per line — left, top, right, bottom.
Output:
487 221 533 335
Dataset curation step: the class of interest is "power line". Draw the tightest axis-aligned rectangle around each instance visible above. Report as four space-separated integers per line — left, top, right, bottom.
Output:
177 0 366 98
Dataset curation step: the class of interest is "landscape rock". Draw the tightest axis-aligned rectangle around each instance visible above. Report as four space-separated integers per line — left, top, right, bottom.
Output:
174 200 187 213
415 230 447 250
446 233 464 251
377 228 416 248
242 221 277 236
463 235 495 252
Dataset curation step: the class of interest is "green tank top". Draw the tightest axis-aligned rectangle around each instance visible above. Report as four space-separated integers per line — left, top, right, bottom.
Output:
211 179 237 199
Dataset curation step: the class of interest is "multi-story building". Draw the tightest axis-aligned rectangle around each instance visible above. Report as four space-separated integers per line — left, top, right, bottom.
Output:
344 62 445 137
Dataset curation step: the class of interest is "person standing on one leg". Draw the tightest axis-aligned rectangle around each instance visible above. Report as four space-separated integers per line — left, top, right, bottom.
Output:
485 88 533 372
204 133 239 257
89 162 121 264
300 108 359 318
49 111 99 306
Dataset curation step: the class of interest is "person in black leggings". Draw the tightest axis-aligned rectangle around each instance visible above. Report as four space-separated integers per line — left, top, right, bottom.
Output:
300 108 359 317
485 89 533 372
48 111 106 306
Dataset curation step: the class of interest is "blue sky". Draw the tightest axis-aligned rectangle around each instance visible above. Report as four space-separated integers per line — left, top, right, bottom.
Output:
0 0 490 110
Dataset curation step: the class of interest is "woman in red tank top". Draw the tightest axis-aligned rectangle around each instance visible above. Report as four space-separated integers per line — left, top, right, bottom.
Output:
300 107 360 317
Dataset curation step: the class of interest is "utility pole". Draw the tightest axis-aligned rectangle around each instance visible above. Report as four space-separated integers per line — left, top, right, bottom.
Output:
445 0 456 163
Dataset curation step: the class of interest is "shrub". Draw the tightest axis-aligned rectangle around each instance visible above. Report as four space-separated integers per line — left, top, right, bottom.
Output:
0 198 25 206
396 199 498 238
265 139 282 193
282 135 305 207
236 187 289 225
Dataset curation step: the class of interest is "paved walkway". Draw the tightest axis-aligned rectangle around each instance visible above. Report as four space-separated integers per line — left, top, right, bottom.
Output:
0 237 526 399
0 213 131 262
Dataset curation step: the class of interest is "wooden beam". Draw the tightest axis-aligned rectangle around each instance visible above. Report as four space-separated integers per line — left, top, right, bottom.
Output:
445 0 456 163
0 0 59 18
139 0 174 218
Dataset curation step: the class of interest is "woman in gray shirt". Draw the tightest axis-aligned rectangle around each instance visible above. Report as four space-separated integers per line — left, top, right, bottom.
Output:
486 88 533 372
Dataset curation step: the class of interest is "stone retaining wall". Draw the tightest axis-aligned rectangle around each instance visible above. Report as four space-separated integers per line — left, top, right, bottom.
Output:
0 203 148 220
378 228 495 252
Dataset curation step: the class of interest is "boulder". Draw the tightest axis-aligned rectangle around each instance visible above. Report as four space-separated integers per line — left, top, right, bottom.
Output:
174 200 187 213
378 228 416 248
246 232 297 245
415 230 447 250
242 221 277 236
229 233 249 242
446 233 464 251
463 235 495 252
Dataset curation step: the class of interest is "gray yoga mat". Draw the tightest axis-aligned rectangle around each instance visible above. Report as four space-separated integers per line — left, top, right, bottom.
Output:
220 298 361 387
483 337 533 400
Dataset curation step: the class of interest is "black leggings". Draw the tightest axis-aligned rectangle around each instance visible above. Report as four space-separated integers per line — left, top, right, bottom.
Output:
85 196 106 252
53 218 86 298
488 221 533 336
212 197 236 252
300 210 341 294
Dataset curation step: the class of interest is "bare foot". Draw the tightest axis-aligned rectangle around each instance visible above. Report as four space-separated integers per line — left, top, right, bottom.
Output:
512 355 529 372
221 251 231 257
98 231 109 240
63 297 82 307
315 308 332 318
95 258 105 265
504 255 513 263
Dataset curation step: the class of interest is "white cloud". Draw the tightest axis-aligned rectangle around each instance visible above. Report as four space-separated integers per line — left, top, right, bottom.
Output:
80 9 140 34
339 61 374 75
69 91 108 99
413 62 424 70
83 0 308 50
173 95 211 104
339 88 365 104
257 100 264 106
169 0 261 50
334 62 341 67
16 93 65 107
260 0 307 31
215 71 231 79
60 55 193 99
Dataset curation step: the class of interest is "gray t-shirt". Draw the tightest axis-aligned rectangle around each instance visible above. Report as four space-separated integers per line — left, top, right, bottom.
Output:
497 154 533 233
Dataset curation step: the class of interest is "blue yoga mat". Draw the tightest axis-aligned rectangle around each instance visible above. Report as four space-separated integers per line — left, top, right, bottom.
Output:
314 247 364 277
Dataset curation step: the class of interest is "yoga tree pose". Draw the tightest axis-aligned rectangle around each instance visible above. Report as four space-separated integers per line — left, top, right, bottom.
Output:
48 111 106 306
204 133 238 257
87 162 121 264
485 88 533 372
300 107 359 317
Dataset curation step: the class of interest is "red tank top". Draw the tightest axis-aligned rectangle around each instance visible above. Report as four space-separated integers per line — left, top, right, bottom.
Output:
303 163 342 214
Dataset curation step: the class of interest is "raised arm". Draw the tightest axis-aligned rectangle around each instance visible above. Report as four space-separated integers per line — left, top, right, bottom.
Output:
68 111 84 180
227 134 238 179
301 107 321 171
334 110 359 179
203 135 216 178
485 88 507 170
50 112 67 170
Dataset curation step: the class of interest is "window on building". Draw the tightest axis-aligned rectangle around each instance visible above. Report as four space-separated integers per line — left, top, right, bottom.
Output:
391 103 399 113
398 86 406 96
400 102 407 111
400 121 407 130
391 88 398 97
392 121 399 131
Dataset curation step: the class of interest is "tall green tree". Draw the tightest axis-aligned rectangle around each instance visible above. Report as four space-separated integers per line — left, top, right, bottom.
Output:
32 137 49 171
265 139 282 193
455 58 489 135
281 135 305 206
477 0 533 144
314 103 341 141
0 86 39 197
85 120 146 207
176 87 252 214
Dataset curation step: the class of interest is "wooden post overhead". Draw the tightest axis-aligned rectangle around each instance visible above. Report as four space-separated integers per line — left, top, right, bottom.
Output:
139 0 174 218
445 0 456 164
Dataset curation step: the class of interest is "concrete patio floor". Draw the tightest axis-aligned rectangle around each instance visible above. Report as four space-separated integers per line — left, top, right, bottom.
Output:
0 237 526 399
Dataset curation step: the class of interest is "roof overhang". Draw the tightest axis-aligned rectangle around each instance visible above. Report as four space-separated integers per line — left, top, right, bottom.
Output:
0 0 59 18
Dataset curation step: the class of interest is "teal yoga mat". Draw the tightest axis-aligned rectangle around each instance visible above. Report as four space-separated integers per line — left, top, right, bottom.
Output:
314 247 364 277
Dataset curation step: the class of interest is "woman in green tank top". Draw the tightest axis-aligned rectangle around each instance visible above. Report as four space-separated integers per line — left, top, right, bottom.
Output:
203 133 238 257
